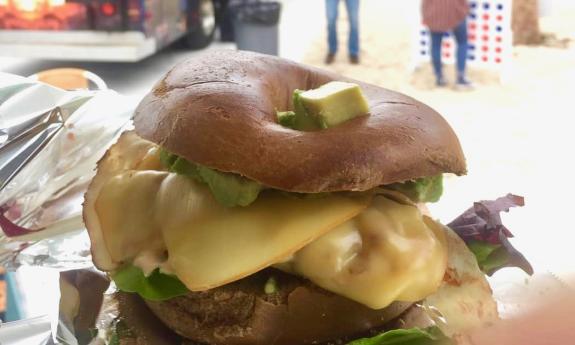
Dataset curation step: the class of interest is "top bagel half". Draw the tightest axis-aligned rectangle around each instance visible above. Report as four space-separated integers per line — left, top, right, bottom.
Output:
134 50 466 193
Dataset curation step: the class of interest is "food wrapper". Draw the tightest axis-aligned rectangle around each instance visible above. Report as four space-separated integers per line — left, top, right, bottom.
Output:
0 73 133 267
0 73 133 344
0 74 572 344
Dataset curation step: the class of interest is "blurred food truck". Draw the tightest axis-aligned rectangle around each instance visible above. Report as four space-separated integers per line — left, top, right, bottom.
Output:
0 0 217 61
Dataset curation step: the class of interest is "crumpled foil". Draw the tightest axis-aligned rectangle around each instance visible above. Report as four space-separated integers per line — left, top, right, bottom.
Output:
0 73 134 344
0 73 133 269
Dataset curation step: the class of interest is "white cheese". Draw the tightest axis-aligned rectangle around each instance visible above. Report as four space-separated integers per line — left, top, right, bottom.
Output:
276 195 447 309
85 132 451 310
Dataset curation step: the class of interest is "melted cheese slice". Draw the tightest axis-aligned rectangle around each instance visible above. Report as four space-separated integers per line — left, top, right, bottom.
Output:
87 132 449 309
84 131 162 271
96 171 168 263
160 176 371 291
277 195 447 309
94 167 370 291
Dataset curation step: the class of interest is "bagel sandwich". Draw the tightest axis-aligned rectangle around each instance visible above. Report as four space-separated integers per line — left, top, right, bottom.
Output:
83 51 531 345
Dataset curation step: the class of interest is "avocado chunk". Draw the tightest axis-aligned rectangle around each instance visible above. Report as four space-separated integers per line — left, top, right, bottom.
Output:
195 165 262 207
388 175 444 203
292 90 323 131
298 81 369 128
276 110 297 129
160 149 262 207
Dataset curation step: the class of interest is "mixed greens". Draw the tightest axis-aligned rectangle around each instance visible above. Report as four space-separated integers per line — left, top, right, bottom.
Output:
112 265 188 301
346 327 452 345
447 194 533 276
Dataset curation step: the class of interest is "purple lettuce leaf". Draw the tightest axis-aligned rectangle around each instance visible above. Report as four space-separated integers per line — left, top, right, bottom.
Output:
447 194 533 276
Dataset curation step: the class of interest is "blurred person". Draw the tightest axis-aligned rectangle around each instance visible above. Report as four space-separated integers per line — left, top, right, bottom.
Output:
421 0 472 88
214 0 234 42
325 0 360 65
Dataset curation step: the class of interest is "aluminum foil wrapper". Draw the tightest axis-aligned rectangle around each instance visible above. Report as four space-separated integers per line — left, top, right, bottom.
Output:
0 73 133 269
0 73 134 344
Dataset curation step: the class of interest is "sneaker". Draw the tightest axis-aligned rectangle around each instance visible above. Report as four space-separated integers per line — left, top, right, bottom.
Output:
325 53 335 64
349 55 360 64
436 76 447 87
455 76 474 90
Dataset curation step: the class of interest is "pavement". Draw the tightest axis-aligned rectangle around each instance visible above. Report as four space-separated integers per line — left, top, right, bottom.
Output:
0 41 236 98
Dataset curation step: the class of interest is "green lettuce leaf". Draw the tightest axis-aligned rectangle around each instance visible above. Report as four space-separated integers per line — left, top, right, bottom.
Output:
112 265 188 301
467 240 510 274
346 327 453 345
388 175 444 203
160 149 262 207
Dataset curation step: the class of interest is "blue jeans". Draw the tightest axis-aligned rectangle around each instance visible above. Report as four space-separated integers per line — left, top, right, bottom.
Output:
430 19 468 80
326 0 359 57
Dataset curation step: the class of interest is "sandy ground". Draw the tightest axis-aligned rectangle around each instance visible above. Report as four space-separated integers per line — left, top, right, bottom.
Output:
301 0 575 285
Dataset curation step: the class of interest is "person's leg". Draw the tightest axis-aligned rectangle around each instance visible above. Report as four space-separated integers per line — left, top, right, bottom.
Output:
453 19 471 85
325 0 339 62
345 0 360 61
215 0 234 42
429 31 446 86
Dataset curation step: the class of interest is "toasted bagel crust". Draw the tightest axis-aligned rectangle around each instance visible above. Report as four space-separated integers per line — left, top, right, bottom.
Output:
134 50 466 192
144 269 412 345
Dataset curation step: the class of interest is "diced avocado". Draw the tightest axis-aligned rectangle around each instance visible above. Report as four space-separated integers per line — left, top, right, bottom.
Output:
195 165 262 207
298 81 369 128
171 157 202 180
159 148 178 168
292 90 322 131
276 82 370 130
160 149 203 181
159 148 262 207
276 110 297 129
388 175 444 203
